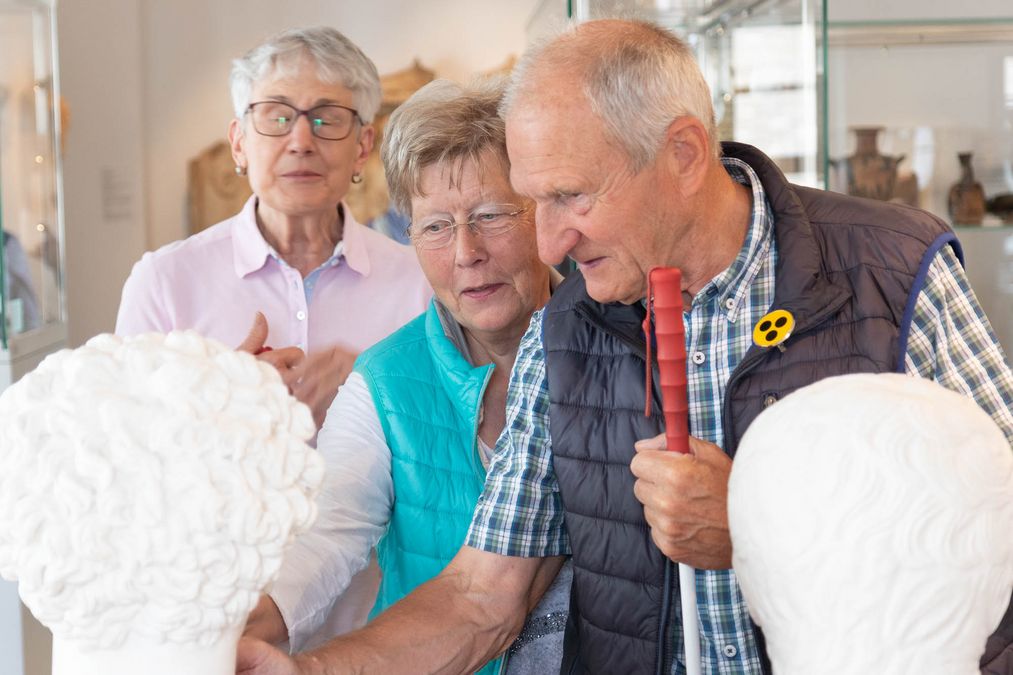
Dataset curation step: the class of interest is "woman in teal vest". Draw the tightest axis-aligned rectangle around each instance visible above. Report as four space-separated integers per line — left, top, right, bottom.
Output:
256 77 571 673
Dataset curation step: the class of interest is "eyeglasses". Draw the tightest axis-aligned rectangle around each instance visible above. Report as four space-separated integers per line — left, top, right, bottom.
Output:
245 101 361 141
407 205 528 250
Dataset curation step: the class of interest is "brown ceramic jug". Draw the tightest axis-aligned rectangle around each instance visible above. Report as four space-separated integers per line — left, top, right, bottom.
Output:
834 127 905 202
947 152 986 225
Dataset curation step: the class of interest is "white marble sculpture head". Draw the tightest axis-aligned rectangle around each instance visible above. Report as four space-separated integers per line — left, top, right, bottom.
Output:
0 331 323 675
728 373 1013 675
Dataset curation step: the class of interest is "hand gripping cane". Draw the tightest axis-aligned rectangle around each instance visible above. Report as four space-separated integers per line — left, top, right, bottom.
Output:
643 267 701 675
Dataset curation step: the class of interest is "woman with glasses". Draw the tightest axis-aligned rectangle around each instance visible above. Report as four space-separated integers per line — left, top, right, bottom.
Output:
115 26 430 647
116 26 430 428
244 78 570 674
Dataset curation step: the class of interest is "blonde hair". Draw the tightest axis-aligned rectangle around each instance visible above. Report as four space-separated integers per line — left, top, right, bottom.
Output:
382 77 510 217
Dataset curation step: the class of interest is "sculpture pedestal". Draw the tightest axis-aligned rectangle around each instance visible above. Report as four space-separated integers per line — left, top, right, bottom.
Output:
52 627 241 675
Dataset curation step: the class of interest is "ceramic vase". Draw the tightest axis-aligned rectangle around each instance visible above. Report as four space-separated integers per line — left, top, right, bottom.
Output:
834 127 904 202
947 152 986 225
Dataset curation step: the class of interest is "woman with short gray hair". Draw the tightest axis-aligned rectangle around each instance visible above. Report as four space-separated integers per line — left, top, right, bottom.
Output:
116 26 431 647
241 78 570 674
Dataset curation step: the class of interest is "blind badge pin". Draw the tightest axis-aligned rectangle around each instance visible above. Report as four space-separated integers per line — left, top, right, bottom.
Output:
753 309 795 352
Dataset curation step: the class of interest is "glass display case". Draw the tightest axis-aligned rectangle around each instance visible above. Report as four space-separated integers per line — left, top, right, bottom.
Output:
825 11 1013 364
0 0 66 391
1 3 63 671
528 0 825 187
527 0 1012 362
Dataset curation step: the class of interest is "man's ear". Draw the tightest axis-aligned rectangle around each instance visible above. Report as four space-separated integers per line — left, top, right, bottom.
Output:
660 116 712 198
228 118 246 169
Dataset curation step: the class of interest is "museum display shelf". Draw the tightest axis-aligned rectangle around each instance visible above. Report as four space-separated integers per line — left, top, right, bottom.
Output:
0 0 66 389
825 14 1013 359
1 4 65 673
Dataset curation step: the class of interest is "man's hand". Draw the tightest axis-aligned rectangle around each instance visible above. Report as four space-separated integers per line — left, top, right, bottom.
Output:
236 636 301 675
290 346 358 428
630 433 733 569
243 594 289 645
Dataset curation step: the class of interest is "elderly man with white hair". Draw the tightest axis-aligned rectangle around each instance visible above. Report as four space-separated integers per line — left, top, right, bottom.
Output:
237 18 1013 675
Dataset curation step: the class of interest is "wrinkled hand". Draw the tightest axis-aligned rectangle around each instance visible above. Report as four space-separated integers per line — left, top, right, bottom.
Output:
236 313 305 392
236 636 301 675
243 594 288 645
291 346 358 428
630 433 733 569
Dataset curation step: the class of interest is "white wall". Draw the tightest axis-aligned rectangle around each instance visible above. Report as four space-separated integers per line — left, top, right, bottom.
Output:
58 0 148 347
57 0 539 347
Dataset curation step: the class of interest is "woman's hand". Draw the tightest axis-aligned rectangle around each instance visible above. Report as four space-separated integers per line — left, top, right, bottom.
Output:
291 346 359 428
236 312 305 392
235 313 356 429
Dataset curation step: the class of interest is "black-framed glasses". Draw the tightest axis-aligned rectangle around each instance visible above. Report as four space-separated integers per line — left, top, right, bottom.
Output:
245 101 361 141
407 205 528 250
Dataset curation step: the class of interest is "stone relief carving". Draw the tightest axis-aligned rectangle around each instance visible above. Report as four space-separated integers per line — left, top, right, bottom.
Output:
188 140 253 235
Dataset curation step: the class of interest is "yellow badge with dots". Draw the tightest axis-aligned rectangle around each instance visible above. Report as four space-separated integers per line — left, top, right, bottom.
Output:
753 309 795 349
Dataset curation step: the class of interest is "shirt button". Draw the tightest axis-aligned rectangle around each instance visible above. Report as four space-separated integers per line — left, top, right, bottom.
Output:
724 298 735 310
296 310 306 321
723 644 738 658
691 351 706 365
763 394 778 408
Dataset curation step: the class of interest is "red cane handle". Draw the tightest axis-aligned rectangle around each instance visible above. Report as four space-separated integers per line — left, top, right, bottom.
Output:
647 267 690 454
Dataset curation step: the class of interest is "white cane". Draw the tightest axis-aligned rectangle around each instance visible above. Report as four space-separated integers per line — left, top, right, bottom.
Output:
680 563 701 675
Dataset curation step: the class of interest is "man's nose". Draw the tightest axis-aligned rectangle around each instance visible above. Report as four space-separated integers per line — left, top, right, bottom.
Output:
535 206 577 266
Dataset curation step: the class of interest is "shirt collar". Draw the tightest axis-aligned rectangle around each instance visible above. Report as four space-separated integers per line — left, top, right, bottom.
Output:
338 204 372 277
231 196 370 278
232 196 271 277
692 157 775 322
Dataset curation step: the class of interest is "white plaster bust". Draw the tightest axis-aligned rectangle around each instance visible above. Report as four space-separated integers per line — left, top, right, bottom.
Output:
728 373 1013 675
0 331 324 675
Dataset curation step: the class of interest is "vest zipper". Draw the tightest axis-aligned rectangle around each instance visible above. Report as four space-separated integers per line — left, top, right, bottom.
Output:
722 346 770 453
657 558 675 675
470 367 496 477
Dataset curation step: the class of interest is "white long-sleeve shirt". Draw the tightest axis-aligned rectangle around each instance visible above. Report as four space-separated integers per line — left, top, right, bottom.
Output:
269 372 391 652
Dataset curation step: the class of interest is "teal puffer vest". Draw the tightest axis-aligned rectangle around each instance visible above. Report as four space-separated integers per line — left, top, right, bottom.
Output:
354 301 500 674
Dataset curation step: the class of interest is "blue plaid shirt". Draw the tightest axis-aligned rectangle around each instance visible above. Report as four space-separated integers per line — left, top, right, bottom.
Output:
466 158 1013 675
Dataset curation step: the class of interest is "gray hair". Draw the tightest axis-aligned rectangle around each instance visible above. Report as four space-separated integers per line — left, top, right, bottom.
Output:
502 19 719 169
229 26 381 123
381 78 510 217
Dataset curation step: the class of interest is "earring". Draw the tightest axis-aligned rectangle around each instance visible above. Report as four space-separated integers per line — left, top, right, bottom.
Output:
351 172 363 184
235 165 247 176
